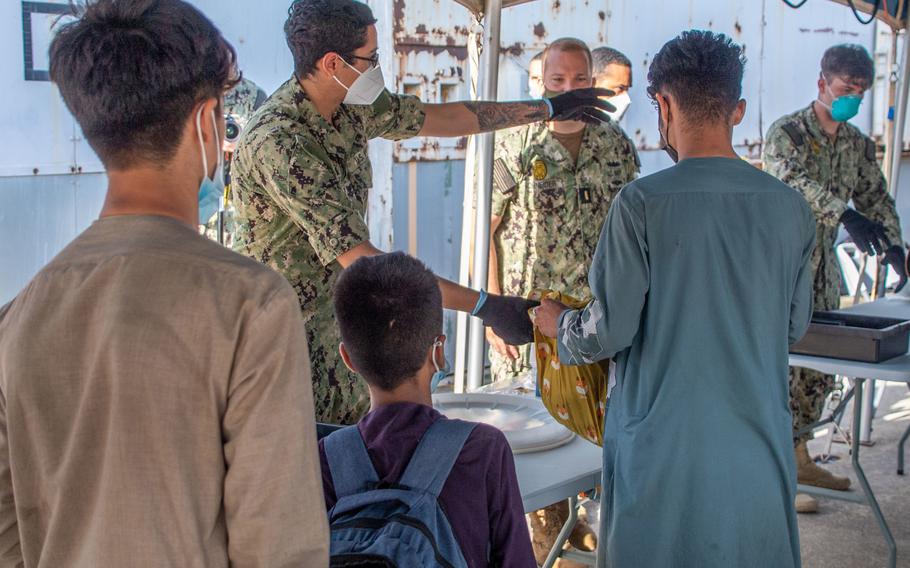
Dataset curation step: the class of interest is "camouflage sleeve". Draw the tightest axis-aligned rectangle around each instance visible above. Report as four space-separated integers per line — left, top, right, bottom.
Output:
852 138 902 247
491 128 527 217
357 90 426 141
240 135 370 267
763 122 847 227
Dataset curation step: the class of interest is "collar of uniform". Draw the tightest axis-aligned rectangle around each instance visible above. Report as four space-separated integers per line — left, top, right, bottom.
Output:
539 122 605 169
529 122 583 167
801 102 829 144
276 76 355 154
802 101 862 146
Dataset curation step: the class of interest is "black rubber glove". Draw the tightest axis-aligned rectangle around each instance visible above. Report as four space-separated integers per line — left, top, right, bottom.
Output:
475 295 540 346
547 88 616 124
882 245 908 293
840 209 890 256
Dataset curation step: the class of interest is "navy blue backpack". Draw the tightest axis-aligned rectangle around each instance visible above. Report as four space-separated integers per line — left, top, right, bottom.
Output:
323 419 477 567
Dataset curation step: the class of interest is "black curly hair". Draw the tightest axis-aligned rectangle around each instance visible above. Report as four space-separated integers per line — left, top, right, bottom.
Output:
647 30 745 123
821 44 874 87
285 0 377 79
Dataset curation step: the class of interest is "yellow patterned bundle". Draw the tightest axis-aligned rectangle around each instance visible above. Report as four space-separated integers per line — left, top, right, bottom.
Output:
531 290 608 446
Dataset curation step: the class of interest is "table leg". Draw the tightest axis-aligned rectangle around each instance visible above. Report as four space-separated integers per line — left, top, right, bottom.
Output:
860 379 875 444
595 468 608 568
542 495 578 568
852 380 897 568
898 422 910 476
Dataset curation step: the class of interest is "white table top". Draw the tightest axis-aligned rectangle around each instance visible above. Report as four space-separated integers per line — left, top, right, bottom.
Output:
788 296 910 382
841 295 910 319
788 352 910 382
513 433 602 513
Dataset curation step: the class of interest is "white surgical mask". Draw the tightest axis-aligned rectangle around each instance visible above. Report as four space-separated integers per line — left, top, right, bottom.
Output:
195 107 224 225
333 59 385 105
607 91 631 122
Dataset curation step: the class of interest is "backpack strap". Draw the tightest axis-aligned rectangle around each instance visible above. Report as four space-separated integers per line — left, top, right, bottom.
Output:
323 425 380 499
398 419 477 497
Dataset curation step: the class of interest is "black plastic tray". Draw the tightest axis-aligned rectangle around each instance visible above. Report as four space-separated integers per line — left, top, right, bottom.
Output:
789 311 910 363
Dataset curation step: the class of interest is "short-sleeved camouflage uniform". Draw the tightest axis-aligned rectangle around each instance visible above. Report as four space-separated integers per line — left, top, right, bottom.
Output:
763 103 902 443
231 77 425 424
490 121 640 381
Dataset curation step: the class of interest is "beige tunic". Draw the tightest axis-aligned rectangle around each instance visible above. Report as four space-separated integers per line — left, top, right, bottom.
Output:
0 215 327 568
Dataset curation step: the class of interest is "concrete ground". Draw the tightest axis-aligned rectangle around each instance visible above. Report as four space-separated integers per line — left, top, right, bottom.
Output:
799 381 910 568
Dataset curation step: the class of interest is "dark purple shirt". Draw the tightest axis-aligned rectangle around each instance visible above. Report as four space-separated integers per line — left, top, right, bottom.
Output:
319 402 535 568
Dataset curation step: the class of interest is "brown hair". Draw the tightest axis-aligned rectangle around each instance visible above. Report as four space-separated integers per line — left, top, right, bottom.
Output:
542 37 593 75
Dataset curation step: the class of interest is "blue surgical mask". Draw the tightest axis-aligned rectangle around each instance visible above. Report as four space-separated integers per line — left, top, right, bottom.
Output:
430 338 447 393
196 108 225 224
820 87 862 122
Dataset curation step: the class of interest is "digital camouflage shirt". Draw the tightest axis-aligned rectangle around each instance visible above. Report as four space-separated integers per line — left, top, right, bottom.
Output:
492 121 640 299
489 121 639 381
231 77 425 424
764 103 902 440
763 102 901 311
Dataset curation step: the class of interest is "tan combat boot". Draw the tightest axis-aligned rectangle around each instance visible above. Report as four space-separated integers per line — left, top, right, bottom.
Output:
795 440 850 491
795 493 818 514
528 501 594 568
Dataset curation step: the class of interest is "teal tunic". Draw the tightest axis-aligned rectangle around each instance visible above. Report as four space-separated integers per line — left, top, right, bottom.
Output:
557 158 815 567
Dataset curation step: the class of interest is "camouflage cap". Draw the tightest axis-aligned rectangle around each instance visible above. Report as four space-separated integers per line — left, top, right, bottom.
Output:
224 76 267 129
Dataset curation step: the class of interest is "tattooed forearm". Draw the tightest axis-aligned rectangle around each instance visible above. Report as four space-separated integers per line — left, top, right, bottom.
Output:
462 101 550 132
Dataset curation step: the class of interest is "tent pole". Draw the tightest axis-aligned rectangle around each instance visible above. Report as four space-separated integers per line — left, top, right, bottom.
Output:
888 22 910 198
466 0 502 391
453 21 483 394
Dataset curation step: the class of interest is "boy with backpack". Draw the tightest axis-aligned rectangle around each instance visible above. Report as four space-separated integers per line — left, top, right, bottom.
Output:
320 252 536 567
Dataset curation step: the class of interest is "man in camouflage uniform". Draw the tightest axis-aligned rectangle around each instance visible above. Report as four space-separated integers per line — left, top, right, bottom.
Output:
231 0 613 424
488 38 639 566
223 77 267 154
203 77 267 241
488 38 640 383
764 44 906 510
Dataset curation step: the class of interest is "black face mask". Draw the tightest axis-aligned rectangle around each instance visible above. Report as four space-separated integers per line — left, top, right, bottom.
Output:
658 106 679 163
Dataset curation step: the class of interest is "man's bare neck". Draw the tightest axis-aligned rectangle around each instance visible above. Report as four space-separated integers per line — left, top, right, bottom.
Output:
674 125 739 161
368 376 433 411
102 168 198 228
548 120 585 135
813 101 841 138
299 75 342 122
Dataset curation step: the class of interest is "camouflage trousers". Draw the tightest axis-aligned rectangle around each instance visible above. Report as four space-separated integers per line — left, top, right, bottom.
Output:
490 344 534 384
789 266 841 444
306 323 370 425
789 366 835 445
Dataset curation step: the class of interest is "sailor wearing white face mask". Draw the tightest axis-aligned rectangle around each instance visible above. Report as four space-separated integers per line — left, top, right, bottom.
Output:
592 46 634 123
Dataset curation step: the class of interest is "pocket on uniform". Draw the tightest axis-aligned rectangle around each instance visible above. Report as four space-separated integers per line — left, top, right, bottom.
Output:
533 179 566 210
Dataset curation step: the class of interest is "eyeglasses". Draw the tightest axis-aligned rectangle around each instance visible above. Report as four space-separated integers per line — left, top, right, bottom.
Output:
348 52 380 68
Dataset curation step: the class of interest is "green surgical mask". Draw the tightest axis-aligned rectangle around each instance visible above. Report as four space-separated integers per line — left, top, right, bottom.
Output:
543 89 561 99
831 95 862 122
820 87 862 122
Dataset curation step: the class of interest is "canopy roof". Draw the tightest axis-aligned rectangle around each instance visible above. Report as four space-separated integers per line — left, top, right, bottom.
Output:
453 0 909 29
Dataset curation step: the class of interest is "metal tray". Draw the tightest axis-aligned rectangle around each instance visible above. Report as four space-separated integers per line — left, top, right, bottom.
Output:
789 310 910 363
